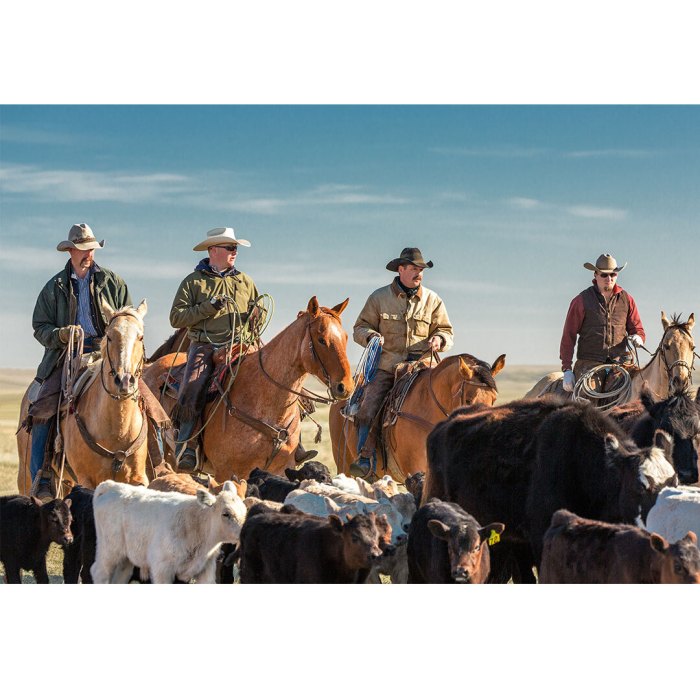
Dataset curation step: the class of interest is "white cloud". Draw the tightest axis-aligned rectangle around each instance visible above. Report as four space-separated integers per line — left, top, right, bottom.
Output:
507 197 543 209
565 149 657 158
566 205 627 220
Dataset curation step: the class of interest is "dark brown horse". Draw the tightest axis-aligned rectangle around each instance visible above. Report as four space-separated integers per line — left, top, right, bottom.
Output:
143 297 354 483
329 353 506 481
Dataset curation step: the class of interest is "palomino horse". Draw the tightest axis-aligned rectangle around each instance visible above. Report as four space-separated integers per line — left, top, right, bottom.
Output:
18 301 150 493
142 297 354 483
329 353 506 481
525 311 696 402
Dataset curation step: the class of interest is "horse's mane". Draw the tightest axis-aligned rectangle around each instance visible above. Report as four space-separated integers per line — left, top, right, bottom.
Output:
433 353 498 391
667 313 693 335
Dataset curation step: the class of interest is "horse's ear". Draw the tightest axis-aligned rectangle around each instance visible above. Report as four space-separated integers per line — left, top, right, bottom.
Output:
661 310 671 330
331 298 349 316
687 313 695 331
101 299 116 322
135 299 148 319
458 357 475 380
307 296 320 318
491 354 506 377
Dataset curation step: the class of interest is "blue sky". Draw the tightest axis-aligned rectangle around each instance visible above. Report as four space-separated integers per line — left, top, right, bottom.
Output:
1 105 698 369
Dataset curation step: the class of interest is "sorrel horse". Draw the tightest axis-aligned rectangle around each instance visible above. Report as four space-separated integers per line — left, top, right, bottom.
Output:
525 312 696 402
18 301 150 494
329 353 506 481
142 297 354 483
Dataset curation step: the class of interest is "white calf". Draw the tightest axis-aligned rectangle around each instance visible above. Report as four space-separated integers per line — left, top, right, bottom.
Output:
645 486 700 543
91 480 246 584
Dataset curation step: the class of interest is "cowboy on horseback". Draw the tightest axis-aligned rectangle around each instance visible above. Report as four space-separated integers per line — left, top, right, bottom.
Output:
350 247 454 477
27 223 168 502
560 253 646 393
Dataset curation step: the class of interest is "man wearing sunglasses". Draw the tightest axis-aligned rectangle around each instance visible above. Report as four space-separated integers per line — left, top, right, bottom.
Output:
169 227 263 472
560 253 646 392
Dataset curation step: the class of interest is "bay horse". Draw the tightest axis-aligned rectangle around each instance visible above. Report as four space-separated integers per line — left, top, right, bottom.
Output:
525 311 696 402
141 296 353 483
18 301 150 494
329 353 506 482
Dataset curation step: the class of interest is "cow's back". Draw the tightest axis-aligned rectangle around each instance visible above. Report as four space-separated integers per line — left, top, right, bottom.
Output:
646 486 700 543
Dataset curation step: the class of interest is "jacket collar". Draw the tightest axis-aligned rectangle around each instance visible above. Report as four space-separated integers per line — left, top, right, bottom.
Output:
391 278 423 300
196 258 239 278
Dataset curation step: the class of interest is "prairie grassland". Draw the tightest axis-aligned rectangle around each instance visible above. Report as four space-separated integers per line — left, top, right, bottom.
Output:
0 364 555 583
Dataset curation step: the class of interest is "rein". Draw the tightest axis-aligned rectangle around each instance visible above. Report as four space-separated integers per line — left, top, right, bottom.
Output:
635 323 696 390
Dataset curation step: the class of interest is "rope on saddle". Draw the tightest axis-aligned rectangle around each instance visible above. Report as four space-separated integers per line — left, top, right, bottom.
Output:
572 364 632 412
343 335 382 418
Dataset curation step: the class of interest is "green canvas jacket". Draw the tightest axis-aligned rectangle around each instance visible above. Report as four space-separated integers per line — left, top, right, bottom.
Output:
169 263 261 345
353 279 454 372
32 262 131 381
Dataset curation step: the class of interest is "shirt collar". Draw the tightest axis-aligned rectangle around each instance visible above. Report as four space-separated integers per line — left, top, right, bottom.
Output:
391 277 422 300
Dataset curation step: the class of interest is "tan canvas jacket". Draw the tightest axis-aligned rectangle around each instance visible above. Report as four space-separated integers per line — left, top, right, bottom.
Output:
353 279 454 372
169 266 260 345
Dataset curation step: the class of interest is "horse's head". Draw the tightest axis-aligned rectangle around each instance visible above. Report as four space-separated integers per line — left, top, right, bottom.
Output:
438 353 506 410
302 296 354 400
100 299 147 398
659 311 695 393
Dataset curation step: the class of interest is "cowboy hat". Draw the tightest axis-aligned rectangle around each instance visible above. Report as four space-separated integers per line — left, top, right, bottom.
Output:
193 227 251 251
583 253 627 274
56 223 105 252
386 247 433 272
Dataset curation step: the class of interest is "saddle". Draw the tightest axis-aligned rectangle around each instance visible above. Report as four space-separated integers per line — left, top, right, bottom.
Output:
158 342 253 402
382 361 430 428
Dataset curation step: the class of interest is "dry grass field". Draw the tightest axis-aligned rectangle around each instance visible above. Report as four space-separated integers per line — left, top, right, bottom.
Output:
0 364 555 583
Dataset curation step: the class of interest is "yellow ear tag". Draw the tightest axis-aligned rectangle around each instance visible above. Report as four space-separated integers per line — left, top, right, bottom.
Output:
488 530 501 546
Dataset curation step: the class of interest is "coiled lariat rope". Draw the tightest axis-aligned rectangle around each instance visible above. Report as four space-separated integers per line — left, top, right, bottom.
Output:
572 364 632 412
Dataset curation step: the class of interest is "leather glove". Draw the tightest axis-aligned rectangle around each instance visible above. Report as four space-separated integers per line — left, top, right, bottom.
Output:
562 369 576 392
369 332 384 346
58 325 80 344
628 334 643 348
210 296 226 311
428 336 443 352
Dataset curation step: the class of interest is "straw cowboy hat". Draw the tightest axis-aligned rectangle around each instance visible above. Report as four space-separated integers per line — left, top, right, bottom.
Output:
583 253 627 274
56 223 105 252
386 247 433 272
193 227 251 251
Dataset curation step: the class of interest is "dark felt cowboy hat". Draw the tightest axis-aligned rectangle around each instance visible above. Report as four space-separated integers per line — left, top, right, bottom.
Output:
56 223 105 251
386 247 433 272
583 253 627 274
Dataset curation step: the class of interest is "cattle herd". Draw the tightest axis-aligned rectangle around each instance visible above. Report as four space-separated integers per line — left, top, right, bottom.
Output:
2 392 700 584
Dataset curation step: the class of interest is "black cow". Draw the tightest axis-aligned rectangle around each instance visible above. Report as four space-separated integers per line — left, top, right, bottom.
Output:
0 495 73 583
404 472 425 508
407 499 504 584
285 461 333 485
239 503 383 583
611 389 700 484
247 468 299 502
62 485 97 584
425 396 678 582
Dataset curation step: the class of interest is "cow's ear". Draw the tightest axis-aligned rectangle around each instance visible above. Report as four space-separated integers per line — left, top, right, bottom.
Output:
478 522 505 543
63 498 72 509
491 354 506 377
682 531 697 545
221 481 236 494
307 296 320 318
604 434 620 453
196 489 216 507
653 429 673 460
323 496 340 513
650 533 669 552
427 519 450 540
328 514 344 530
330 298 349 316
31 496 43 508
284 468 298 481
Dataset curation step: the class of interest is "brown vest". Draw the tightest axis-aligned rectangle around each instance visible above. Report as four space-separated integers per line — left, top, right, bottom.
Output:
577 286 630 362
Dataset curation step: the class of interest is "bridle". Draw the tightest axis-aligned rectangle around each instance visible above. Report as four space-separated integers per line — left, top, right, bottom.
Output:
638 324 696 390
257 310 343 405
100 310 146 402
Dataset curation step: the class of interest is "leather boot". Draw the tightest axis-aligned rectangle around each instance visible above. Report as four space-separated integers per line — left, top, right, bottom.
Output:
176 420 198 473
294 443 318 464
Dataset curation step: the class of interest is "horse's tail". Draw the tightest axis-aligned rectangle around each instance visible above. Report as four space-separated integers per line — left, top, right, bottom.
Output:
147 328 190 363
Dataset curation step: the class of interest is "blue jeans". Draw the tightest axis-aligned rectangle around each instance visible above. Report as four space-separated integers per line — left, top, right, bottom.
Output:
30 421 51 482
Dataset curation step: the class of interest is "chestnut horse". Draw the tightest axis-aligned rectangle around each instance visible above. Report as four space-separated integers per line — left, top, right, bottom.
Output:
525 312 696 402
329 353 506 481
18 301 150 494
142 297 353 483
